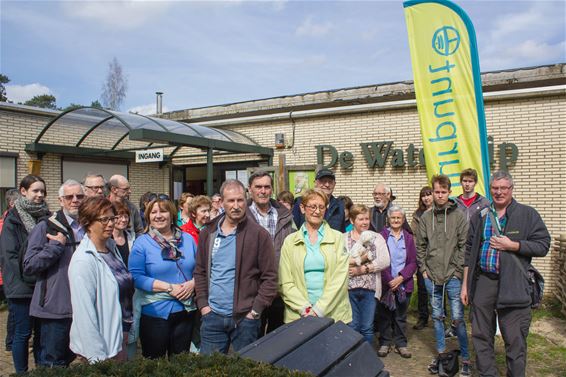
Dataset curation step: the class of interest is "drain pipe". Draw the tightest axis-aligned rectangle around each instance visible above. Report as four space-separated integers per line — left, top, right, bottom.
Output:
156 92 163 115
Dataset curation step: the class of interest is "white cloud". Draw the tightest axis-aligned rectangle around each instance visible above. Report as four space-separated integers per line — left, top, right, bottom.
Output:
271 0 287 12
296 16 333 37
5 83 53 104
128 103 169 116
60 1 171 30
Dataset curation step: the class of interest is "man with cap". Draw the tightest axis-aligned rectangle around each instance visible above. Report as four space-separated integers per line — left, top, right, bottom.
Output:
292 168 345 232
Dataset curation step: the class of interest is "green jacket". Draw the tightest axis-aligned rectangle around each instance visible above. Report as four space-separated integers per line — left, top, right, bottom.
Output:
416 199 468 285
279 222 352 323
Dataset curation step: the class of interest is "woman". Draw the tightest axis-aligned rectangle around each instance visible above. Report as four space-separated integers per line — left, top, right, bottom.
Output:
112 201 135 267
180 195 211 246
339 196 354 232
411 186 433 331
129 197 197 359
68 196 134 363
377 205 417 359
177 192 195 227
279 189 351 323
345 204 390 344
276 190 294 211
0 175 48 373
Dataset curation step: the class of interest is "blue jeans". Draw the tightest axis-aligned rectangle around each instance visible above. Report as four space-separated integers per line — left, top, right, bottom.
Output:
7 298 40 373
38 318 75 367
200 311 260 355
348 288 376 344
424 277 469 360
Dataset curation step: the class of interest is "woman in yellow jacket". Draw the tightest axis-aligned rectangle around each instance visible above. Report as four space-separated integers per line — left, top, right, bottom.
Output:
279 189 352 323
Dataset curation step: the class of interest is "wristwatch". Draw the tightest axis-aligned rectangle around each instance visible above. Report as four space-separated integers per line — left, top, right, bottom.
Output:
250 309 261 320
166 284 173 293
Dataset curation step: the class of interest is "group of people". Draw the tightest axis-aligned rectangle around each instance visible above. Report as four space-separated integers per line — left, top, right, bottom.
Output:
0 166 550 377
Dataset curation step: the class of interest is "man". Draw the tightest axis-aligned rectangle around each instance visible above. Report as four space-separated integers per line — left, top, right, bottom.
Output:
194 179 277 354
454 168 490 222
416 174 471 376
82 173 106 198
292 168 345 232
210 193 223 220
246 171 294 334
370 183 411 233
108 174 143 237
23 180 86 367
462 171 550 377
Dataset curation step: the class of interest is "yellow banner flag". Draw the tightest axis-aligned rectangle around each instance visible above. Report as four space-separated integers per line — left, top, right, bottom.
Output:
404 0 490 197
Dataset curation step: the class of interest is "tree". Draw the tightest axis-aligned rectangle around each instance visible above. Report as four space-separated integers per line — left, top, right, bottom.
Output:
23 94 57 109
101 57 128 111
0 74 9 102
61 100 104 112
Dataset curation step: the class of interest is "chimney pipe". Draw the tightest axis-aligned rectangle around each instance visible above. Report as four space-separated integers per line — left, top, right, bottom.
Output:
156 92 163 115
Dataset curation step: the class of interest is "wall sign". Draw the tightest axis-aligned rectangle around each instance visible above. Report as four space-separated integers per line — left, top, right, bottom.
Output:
135 149 164 163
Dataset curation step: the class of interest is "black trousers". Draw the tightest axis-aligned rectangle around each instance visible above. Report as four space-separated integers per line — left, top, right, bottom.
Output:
140 310 195 359
260 296 285 336
415 270 429 323
377 292 412 348
471 274 532 377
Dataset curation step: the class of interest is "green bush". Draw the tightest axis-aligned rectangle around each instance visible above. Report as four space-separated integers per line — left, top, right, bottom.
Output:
24 353 313 377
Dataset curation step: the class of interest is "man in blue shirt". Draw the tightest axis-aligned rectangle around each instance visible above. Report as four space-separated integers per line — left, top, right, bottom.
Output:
194 179 277 354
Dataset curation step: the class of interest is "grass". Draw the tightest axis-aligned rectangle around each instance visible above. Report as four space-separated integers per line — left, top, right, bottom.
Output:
532 296 565 321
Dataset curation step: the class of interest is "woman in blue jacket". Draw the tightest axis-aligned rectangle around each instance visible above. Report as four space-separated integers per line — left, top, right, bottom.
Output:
129 197 197 359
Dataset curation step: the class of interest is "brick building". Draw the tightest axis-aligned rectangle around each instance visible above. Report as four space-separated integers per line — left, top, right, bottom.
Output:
0 63 564 293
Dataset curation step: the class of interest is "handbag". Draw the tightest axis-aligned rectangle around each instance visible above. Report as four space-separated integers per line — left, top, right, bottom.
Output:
487 211 544 309
439 349 460 377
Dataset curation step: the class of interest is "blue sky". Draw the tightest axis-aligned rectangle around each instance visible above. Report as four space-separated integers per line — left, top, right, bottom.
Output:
1 0 565 114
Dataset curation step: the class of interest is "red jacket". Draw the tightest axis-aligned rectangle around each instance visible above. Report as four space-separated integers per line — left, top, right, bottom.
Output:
180 219 200 246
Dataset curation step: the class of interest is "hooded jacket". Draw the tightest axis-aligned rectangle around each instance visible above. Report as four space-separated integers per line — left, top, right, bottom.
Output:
416 199 468 285
24 210 82 319
465 199 550 309
454 193 490 222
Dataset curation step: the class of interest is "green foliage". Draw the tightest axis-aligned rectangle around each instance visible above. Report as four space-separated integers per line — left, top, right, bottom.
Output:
23 94 57 109
61 100 104 112
0 73 9 102
24 352 313 377
532 296 565 321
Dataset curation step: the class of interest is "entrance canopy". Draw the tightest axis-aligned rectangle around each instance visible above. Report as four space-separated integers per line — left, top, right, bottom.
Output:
25 107 273 193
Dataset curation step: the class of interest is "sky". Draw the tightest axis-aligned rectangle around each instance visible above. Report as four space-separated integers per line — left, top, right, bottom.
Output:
1 0 565 115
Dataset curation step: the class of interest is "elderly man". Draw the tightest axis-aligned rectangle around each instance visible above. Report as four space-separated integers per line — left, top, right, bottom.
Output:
194 179 277 354
23 180 86 367
82 173 106 197
108 174 143 237
292 168 345 232
462 171 550 377
246 170 294 334
370 183 411 233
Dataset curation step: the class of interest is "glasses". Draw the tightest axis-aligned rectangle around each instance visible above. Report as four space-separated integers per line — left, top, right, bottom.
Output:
304 204 326 212
491 186 513 193
95 216 119 225
372 192 386 197
116 186 131 191
117 214 129 219
85 185 105 192
61 194 85 201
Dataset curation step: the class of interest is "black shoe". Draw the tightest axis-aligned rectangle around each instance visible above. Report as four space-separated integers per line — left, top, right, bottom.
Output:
413 320 428 330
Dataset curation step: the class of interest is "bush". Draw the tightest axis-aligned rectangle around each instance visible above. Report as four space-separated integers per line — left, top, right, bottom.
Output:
24 353 313 377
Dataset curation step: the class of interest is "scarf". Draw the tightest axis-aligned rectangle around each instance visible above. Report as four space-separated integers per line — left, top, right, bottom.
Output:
14 197 49 233
148 226 183 261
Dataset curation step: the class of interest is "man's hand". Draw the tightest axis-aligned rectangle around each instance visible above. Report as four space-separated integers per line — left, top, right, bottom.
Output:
200 306 212 316
47 232 66 245
490 235 519 252
422 271 429 280
461 285 469 306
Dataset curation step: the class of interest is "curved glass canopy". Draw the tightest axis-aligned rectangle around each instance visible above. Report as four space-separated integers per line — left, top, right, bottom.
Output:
26 107 272 159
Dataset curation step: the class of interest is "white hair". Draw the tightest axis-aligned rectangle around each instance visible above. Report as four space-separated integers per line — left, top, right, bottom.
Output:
58 179 83 197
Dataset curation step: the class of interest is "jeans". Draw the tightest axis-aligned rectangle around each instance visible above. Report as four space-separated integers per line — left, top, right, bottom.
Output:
377 292 412 348
424 277 469 360
7 298 40 374
200 311 260 355
6 302 15 350
139 310 195 359
348 288 376 344
38 318 75 367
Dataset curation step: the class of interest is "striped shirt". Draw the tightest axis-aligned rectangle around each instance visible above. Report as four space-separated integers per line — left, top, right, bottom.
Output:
249 202 278 239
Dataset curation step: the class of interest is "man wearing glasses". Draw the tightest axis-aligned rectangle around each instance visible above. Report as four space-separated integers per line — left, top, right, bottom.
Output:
82 174 106 198
23 180 86 367
370 183 411 233
462 171 550 377
292 168 345 232
108 175 143 237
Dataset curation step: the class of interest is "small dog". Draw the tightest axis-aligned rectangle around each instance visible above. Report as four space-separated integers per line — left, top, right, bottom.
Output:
349 230 376 266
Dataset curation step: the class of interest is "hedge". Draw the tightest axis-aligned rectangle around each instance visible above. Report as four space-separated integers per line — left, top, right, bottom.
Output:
24 353 313 377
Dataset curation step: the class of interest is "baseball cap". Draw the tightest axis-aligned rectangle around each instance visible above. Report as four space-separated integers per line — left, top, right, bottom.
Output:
315 168 335 181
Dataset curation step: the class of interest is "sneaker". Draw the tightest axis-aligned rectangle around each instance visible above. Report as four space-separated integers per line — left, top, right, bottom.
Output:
460 361 472 376
395 346 412 358
444 327 456 338
413 320 428 330
427 356 439 374
377 345 391 357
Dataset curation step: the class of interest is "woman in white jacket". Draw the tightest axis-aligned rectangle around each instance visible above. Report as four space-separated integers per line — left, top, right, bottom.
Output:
68 196 134 363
